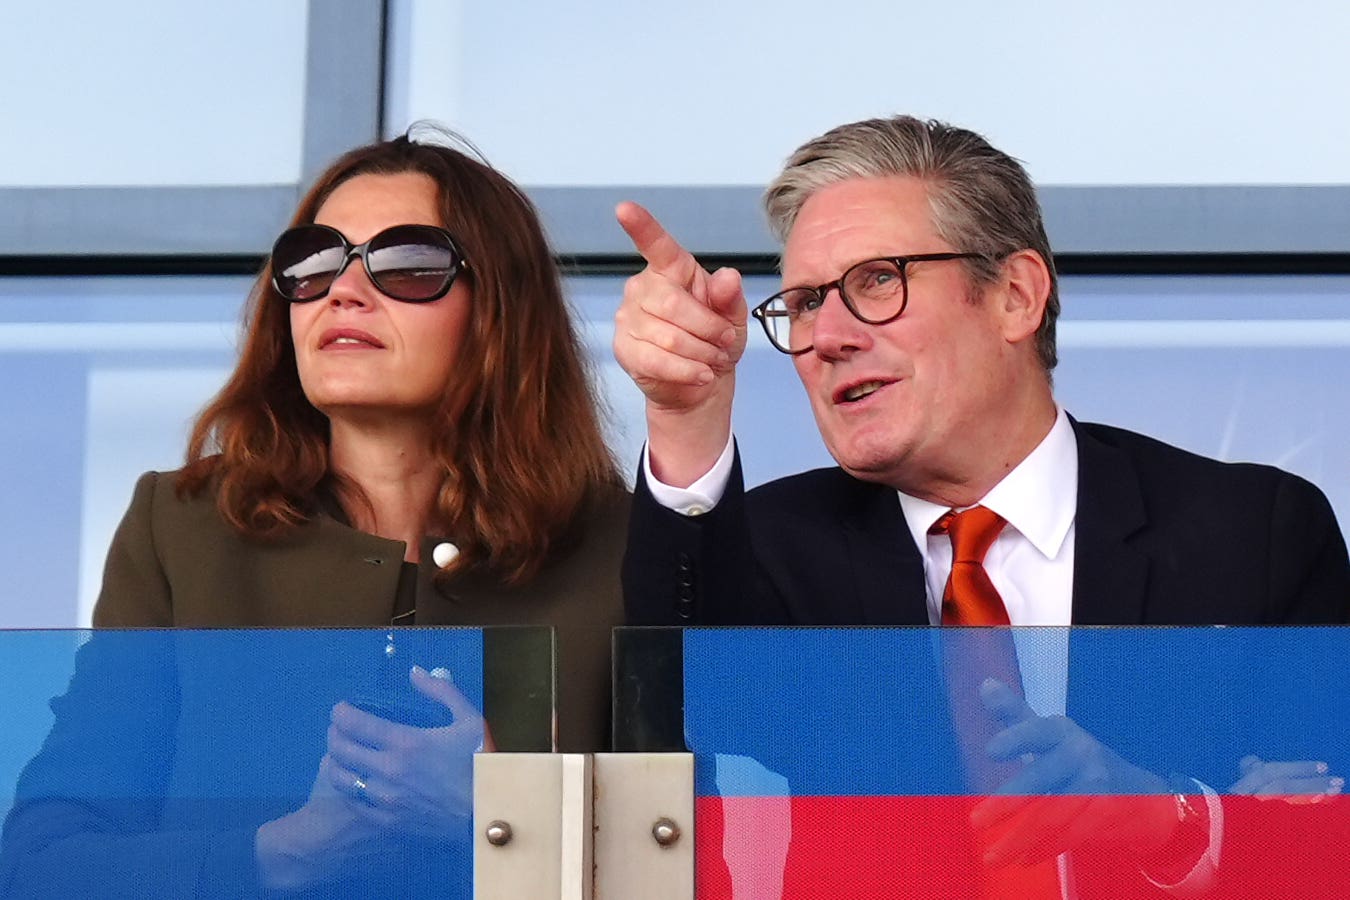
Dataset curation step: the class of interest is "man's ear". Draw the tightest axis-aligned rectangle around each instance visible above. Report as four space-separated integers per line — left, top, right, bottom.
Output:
995 249 1052 345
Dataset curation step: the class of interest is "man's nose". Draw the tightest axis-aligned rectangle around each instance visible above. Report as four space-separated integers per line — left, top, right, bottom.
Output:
809 287 868 358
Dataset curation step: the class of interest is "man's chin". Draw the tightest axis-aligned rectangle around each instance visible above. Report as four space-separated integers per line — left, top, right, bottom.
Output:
831 448 903 487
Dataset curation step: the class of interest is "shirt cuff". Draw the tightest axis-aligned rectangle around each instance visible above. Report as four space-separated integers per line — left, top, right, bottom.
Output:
642 433 735 516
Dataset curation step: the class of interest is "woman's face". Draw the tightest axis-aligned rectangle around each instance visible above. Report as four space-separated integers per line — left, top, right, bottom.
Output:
289 171 472 424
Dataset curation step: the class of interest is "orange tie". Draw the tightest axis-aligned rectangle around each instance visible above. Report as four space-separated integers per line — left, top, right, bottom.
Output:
933 506 1011 627
931 507 1061 899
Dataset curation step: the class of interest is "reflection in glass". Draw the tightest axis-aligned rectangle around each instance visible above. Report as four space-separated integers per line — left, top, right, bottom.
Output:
0 627 557 899
624 626 1350 899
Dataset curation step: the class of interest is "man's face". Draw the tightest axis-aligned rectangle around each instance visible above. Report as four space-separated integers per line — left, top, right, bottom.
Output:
784 175 1029 497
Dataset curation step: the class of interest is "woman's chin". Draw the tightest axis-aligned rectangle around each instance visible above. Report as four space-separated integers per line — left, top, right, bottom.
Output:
314 397 440 427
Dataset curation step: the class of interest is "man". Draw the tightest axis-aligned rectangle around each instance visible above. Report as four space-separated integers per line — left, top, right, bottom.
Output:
613 116 1349 896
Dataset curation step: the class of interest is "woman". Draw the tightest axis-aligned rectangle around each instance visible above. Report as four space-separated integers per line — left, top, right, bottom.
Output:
2 129 627 896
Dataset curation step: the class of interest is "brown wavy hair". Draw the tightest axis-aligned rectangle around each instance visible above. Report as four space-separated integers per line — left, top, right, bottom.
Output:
179 129 622 584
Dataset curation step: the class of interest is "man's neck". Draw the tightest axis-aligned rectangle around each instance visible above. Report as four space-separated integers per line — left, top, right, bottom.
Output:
902 392 1059 509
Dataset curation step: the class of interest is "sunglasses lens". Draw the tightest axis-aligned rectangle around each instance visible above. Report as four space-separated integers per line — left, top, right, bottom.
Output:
366 225 459 302
272 226 345 302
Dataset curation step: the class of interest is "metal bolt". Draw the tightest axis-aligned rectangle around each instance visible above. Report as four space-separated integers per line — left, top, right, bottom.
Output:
485 820 513 847
651 817 681 847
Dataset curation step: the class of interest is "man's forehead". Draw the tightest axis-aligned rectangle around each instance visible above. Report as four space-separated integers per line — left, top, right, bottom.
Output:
780 175 942 278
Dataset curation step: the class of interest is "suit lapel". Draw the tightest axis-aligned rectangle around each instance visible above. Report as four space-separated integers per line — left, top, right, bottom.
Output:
1070 419 1150 625
840 479 930 626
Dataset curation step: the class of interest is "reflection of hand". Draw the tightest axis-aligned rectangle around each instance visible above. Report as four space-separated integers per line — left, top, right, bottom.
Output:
253 666 485 890
1229 755 1345 803
969 680 1178 867
255 751 391 890
323 665 485 840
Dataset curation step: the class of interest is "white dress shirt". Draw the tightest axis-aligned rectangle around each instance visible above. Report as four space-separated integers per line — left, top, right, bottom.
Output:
898 408 1076 719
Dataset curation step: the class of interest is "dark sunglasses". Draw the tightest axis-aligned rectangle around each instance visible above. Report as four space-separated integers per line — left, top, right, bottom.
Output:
271 223 468 303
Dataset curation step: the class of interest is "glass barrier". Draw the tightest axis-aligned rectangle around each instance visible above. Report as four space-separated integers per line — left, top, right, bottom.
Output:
0 626 552 899
616 625 1350 899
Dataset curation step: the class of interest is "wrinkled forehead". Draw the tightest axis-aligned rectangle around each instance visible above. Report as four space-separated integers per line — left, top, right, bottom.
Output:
780 176 944 283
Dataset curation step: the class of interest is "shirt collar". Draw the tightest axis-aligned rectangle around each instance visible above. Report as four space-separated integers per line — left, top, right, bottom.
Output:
897 406 1078 560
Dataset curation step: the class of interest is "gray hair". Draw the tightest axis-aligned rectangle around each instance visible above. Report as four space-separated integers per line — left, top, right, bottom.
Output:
764 116 1059 371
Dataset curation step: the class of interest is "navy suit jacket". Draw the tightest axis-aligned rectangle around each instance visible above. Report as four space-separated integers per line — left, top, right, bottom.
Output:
624 418 1349 628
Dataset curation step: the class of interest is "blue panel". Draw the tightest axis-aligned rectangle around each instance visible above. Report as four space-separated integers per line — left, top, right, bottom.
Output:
0 629 483 899
684 627 1350 798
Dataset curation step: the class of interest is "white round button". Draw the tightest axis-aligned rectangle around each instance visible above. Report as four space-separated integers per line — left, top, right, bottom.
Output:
432 542 460 568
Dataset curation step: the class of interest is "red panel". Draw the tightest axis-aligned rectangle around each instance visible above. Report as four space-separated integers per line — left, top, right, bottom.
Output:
696 794 1350 899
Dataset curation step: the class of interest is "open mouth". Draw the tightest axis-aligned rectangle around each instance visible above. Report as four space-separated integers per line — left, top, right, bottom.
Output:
838 380 889 403
326 336 378 347
319 329 385 349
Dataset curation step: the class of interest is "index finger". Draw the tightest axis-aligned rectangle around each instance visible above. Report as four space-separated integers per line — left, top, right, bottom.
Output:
1230 759 1331 794
616 201 699 286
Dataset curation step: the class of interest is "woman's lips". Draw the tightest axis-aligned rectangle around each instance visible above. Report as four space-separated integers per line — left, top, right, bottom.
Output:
319 328 385 349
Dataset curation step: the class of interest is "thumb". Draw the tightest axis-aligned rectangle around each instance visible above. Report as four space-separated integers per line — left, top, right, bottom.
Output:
707 267 747 324
409 665 480 721
979 678 1035 729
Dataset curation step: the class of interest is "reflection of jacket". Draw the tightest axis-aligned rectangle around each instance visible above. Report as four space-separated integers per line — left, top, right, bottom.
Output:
624 418 1349 627
98 469 629 753
1 471 627 899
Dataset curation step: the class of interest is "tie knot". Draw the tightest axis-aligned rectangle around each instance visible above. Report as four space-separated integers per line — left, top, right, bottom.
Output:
931 506 1007 565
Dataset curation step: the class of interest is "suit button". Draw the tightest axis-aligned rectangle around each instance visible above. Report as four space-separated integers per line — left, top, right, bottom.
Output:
675 552 695 620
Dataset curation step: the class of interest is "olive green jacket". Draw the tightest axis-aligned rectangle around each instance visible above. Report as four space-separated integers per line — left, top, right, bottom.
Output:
95 470 630 752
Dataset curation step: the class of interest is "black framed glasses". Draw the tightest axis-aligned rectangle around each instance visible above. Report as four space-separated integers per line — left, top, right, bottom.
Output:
751 252 983 354
271 223 469 303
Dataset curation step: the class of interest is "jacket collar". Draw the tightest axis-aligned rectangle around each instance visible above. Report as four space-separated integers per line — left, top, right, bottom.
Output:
839 476 931 626
1069 417 1150 624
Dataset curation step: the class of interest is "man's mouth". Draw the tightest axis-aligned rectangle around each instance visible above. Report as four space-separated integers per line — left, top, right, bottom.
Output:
840 380 888 403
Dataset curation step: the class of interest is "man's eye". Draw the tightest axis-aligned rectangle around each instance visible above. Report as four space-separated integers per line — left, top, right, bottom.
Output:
852 263 902 292
783 291 822 316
